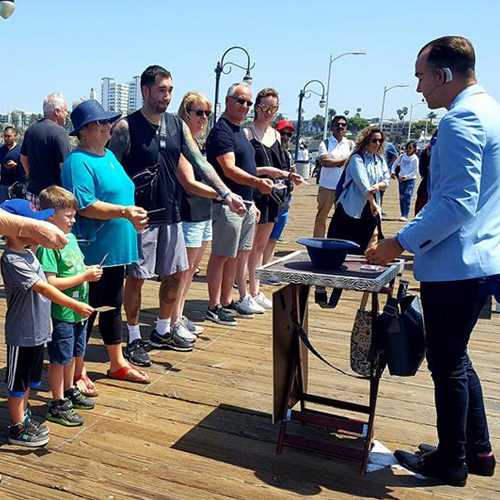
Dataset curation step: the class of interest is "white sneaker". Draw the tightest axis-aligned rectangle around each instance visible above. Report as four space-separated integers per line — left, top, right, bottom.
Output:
237 295 265 314
399 216 408 221
253 292 272 309
171 321 196 342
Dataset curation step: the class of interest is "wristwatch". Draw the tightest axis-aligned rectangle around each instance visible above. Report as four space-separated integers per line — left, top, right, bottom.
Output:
215 191 231 202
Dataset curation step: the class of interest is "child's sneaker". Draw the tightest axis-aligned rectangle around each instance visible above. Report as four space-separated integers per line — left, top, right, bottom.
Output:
46 398 83 427
64 386 95 410
24 407 50 437
9 421 50 447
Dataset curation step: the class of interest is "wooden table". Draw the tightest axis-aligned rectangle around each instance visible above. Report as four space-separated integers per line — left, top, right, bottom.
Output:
256 250 404 473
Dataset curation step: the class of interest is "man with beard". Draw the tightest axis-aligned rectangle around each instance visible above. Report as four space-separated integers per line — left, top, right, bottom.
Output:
109 65 245 365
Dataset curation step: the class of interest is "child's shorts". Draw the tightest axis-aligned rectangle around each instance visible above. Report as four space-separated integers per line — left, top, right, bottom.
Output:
47 319 88 365
5 344 44 397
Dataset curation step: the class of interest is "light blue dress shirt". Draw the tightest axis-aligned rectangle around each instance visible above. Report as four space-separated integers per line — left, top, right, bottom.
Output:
337 153 390 218
398 84 500 281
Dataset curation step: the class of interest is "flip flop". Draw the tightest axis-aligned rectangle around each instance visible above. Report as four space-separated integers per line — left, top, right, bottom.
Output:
107 366 150 384
75 373 99 397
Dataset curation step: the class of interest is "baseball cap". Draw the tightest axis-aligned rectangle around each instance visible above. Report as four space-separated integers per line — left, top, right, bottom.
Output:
276 120 295 132
0 199 54 220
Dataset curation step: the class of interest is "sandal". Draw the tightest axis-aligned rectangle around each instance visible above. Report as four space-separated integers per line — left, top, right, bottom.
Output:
75 373 99 397
107 366 150 384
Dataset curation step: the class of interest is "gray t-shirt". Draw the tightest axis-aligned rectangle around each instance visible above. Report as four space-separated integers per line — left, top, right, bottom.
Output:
1 249 51 347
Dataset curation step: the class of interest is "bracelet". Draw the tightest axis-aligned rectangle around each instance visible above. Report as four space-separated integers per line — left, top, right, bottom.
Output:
216 191 231 202
120 206 127 219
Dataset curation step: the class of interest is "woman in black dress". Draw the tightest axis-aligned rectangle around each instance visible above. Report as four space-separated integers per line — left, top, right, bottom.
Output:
244 88 302 309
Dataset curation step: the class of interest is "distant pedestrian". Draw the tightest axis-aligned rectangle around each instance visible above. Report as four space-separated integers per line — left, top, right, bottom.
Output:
392 140 419 221
0 126 24 203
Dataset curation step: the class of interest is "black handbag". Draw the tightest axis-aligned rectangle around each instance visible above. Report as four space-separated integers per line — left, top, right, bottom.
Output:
373 280 426 377
130 114 167 212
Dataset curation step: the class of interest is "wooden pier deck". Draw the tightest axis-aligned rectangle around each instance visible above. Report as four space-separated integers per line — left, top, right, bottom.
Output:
0 180 499 499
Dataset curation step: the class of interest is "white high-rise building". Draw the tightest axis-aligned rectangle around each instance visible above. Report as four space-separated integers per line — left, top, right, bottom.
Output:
101 77 130 115
128 76 142 112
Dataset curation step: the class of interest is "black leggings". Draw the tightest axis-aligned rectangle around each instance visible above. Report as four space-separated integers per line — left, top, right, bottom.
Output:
86 265 125 346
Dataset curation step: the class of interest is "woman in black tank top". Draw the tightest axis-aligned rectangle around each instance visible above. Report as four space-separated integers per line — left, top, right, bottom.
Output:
172 92 216 331
244 88 303 310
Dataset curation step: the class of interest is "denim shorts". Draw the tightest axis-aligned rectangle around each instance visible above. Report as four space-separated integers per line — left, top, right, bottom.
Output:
182 219 212 248
47 319 88 365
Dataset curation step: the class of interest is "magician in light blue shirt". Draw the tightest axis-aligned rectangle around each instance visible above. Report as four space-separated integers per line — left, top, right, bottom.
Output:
366 68 500 283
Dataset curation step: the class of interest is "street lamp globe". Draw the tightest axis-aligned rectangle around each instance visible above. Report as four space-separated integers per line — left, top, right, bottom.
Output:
0 0 15 19
319 98 326 109
243 70 253 85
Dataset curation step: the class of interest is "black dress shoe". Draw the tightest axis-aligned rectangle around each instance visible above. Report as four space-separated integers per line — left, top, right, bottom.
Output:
418 443 495 477
394 449 468 487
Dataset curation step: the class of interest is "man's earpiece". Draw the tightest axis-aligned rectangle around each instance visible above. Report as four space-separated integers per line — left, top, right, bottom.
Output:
440 67 454 83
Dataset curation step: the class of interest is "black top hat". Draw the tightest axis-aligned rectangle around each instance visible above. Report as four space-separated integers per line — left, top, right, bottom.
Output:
69 99 121 136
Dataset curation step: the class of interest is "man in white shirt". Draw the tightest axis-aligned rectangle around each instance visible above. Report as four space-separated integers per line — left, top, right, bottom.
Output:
313 115 353 237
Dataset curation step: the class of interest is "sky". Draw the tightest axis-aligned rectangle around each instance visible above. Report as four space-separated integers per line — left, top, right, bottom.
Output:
2 0 500 123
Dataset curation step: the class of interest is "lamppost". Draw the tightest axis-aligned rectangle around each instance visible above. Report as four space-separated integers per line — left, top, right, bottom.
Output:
0 0 15 19
322 51 366 140
212 45 254 126
295 80 326 161
407 101 426 141
379 84 409 129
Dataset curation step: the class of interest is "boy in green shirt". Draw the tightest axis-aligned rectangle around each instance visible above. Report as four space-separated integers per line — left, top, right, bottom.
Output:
37 186 103 426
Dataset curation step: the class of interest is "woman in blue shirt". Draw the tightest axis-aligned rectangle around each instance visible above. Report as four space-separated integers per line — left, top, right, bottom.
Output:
327 126 390 253
62 99 150 389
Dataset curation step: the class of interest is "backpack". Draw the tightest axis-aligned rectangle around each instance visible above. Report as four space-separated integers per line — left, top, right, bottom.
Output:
335 151 365 199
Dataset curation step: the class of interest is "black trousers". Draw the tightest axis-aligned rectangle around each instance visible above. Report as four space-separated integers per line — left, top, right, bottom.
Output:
86 265 125 346
421 279 491 465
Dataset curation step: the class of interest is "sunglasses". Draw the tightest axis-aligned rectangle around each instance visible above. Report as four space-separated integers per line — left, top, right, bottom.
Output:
279 131 293 137
257 104 279 113
334 122 347 128
229 96 253 107
371 138 383 144
95 119 112 126
189 109 211 117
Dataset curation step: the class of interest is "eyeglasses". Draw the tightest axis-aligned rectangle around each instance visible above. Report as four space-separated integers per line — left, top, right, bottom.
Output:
95 119 112 126
279 131 293 137
257 104 279 113
371 138 383 144
189 109 211 117
229 96 253 107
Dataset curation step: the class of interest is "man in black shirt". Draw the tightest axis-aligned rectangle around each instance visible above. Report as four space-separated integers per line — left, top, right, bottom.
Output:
20 93 71 207
109 65 245 363
0 126 24 203
205 83 273 325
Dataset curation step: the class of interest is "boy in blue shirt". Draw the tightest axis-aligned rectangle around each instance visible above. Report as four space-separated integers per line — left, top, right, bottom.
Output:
1 199 93 447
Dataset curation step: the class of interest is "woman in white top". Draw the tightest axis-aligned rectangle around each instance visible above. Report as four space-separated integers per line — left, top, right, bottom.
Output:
392 141 419 221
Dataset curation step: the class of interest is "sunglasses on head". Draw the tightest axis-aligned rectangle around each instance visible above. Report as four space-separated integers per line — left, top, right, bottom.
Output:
257 104 279 113
95 119 112 126
279 131 293 137
229 95 253 107
189 109 211 117
371 138 383 144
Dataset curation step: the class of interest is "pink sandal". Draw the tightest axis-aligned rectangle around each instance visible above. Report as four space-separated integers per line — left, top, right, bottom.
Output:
75 373 99 397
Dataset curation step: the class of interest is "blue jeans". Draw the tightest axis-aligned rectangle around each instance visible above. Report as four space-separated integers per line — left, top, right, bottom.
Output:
421 279 491 466
398 179 416 218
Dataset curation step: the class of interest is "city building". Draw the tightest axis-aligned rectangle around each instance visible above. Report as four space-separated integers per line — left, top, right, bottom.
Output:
101 76 142 115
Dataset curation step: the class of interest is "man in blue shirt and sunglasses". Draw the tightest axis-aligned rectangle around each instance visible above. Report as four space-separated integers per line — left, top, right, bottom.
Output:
367 36 499 486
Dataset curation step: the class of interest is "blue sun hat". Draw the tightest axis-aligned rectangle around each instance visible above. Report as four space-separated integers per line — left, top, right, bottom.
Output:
69 99 121 136
298 237 360 270
0 199 54 220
